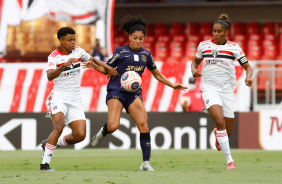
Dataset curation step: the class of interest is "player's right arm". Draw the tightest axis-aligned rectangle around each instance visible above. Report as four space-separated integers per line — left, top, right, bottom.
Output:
191 43 203 77
46 58 77 81
191 57 203 77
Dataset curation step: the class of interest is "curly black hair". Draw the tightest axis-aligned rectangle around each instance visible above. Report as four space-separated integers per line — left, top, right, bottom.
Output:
120 15 146 36
57 27 76 40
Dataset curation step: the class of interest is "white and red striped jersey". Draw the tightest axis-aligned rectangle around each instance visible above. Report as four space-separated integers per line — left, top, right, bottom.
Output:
47 46 91 96
195 39 246 92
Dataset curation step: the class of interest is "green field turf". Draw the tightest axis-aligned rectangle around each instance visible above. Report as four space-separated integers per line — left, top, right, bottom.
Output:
0 149 281 184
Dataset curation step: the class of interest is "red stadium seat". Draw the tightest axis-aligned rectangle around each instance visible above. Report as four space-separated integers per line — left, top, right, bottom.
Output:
114 35 128 49
182 34 201 62
143 35 156 55
230 22 246 38
261 33 278 60
262 22 276 34
246 22 260 34
275 65 282 96
146 24 155 36
155 39 170 61
185 23 199 35
233 34 248 55
170 23 185 35
257 65 271 91
155 23 168 35
202 34 213 41
167 34 187 62
200 22 213 36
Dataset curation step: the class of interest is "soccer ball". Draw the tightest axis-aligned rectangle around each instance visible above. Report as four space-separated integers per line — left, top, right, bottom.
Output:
120 71 142 92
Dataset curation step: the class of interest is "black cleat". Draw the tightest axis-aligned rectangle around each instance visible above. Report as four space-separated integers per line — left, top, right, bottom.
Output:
40 163 55 171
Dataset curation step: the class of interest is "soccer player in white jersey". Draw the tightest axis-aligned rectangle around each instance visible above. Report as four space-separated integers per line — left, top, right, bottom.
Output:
40 27 118 171
191 14 253 170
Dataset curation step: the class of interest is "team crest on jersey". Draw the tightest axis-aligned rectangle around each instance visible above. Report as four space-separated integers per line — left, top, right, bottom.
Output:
211 50 219 57
206 99 209 104
141 55 147 62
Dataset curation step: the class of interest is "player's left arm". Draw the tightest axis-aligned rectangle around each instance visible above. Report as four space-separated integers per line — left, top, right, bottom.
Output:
235 44 253 87
150 68 187 90
82 60 108 75
91 57 119 77
242 62 253 87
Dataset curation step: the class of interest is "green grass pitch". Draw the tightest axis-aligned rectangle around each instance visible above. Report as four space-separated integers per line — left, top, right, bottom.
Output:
0 149 281 184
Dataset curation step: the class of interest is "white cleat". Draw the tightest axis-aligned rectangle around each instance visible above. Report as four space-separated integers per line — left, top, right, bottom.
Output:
140 161 155 171
91 127 105 147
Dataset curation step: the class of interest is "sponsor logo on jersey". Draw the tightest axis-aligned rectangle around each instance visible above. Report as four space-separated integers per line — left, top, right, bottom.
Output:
64 70 79 77
120 49 130 53
126 65 145 72
124 55 130 57
140 51 149 55
141 55 147 62
134 54 139 61
206 59 224 64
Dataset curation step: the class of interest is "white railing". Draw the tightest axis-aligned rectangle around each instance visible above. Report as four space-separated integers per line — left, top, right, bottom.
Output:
252 61 282 111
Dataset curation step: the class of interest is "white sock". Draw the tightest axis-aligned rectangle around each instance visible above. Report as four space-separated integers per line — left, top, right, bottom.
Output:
57 136 69 147
42 143 56 164
216 129 234 164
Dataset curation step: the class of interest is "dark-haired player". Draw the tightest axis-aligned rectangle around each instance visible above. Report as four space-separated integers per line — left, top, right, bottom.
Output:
83 15 187 171
40 27 118 171
191 14 253 169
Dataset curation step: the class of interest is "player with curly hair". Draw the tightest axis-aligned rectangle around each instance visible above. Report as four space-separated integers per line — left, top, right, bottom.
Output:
83 15 187 171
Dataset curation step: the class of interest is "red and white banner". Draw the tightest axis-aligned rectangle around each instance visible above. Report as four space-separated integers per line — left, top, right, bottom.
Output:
260 110 282 150
0 0 115 57
0 61 251 113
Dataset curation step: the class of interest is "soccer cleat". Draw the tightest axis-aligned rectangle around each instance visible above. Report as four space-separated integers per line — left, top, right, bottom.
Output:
140 161 155 171
40 163 55 171
227 161 236 170
213 128 222 151
91 127 105 147
41 139 47 158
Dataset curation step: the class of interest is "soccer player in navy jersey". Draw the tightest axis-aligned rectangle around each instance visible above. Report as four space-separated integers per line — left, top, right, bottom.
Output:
83 15 187 171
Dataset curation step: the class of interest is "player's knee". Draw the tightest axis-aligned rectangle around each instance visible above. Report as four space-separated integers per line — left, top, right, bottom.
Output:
138 121 149 132
75 132 86 142
107 121 119 133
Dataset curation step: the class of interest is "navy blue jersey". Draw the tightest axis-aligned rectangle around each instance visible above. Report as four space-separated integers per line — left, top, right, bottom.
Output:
106 45 157 95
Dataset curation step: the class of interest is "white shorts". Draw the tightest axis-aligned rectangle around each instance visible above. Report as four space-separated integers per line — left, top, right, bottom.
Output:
202 91 235 118
46 90 86 125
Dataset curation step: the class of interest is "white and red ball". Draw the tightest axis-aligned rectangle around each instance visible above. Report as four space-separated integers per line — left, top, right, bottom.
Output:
120 71 142 92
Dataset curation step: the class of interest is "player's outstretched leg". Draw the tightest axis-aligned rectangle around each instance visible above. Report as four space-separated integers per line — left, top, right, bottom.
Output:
139 132 154 171
91 123 109 147
213 128 222 151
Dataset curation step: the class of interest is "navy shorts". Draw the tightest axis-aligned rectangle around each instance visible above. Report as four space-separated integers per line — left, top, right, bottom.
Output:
106 90 143 113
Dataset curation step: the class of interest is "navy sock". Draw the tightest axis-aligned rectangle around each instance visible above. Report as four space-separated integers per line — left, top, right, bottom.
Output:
140 132 151 162
102 123 109 136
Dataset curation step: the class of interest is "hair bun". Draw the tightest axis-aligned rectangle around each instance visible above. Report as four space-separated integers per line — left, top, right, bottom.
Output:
218 14 230 25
